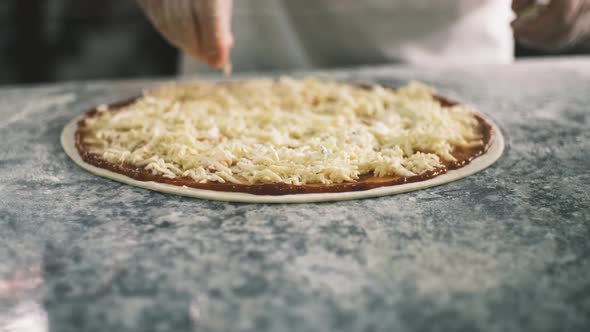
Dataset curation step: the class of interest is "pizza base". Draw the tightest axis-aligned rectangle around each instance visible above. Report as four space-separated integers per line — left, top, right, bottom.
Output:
61 113 504 203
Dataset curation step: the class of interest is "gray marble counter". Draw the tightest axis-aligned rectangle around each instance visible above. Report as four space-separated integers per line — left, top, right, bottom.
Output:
0 58 589 332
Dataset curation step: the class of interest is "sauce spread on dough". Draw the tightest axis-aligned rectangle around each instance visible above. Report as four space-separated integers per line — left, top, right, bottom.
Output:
75 93 493 195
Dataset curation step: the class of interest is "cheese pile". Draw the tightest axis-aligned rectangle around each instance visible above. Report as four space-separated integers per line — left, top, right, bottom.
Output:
82 78 483 185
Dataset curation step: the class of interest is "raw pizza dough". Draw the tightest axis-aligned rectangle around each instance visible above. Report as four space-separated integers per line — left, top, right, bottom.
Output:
61 111 504 203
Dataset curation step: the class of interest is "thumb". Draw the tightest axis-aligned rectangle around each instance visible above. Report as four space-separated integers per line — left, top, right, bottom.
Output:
194 0 233 68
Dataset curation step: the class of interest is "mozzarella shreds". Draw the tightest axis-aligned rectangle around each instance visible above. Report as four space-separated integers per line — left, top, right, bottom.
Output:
81 78 483 185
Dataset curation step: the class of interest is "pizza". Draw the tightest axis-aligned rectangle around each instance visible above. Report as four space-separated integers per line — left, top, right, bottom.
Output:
71 78 495 196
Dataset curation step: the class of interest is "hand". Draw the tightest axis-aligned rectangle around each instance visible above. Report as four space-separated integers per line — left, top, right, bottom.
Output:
512 0 590 50
137 0 233 68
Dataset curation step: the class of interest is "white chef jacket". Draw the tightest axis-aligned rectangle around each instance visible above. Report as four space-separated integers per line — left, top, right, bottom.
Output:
180 0 514 74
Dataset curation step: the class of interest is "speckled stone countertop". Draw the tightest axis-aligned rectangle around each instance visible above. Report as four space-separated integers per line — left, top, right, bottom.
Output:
1 58 589 332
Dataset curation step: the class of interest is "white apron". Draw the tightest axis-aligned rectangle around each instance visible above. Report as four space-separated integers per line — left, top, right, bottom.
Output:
180 0 514 74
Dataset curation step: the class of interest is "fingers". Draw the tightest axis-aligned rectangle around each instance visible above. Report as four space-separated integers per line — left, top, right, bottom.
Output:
168 0 204 57
138 0 203 57
137 0 233 69
194 0 234 68
512 0 582 49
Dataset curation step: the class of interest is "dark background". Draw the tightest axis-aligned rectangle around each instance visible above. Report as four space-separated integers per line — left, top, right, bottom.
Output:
1 0 589 86
0 1 176 85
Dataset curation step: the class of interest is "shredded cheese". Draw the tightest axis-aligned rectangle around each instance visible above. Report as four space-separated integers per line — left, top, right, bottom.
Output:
82 78 483 185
